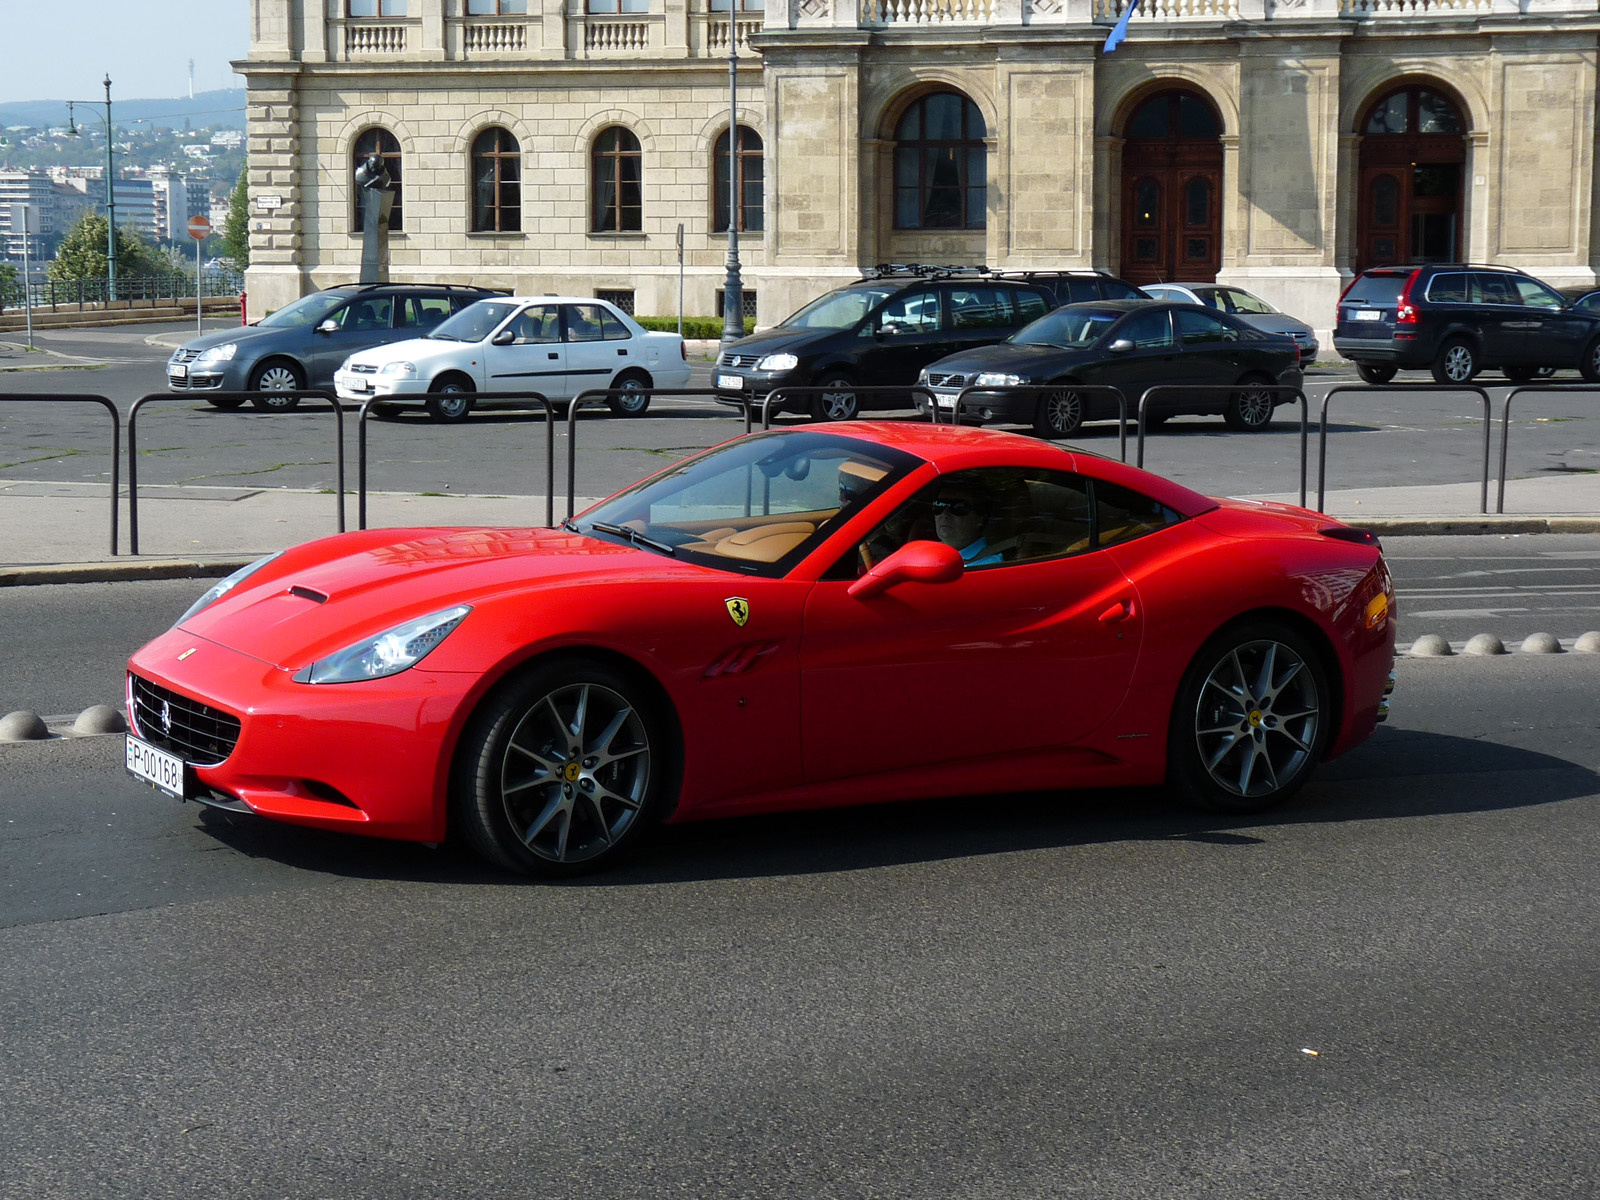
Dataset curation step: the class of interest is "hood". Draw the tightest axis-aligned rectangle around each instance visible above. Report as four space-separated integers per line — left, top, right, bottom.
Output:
179 526 702 669
1239 313 1314 337
923 342 1083 379
720 326 833 357
171 325 290 355
344 336 463 369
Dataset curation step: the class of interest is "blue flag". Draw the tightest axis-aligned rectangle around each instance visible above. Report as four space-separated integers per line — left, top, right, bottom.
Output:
1103 0 1139 53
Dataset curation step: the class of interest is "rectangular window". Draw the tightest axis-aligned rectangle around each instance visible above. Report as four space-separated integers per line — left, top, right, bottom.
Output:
344 0 407 14
596 289 635 316
710 0 765 9
587 0 650 11
467 0 527 12
715 289 759 320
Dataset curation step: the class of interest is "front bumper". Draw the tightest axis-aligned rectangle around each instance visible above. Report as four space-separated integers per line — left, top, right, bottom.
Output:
168 356 249 392
333 368 431 402
709 363 803 410
915 388 1033 424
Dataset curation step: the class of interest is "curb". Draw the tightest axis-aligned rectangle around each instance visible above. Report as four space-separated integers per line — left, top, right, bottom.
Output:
0 558 251 588
1352 516 1600 536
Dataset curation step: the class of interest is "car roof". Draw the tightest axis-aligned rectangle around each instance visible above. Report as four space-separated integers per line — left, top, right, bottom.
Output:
320 282 497 293
495 295 630 306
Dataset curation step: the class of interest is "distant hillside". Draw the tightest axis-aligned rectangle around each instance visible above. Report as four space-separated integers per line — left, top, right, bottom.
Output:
0 88 246 132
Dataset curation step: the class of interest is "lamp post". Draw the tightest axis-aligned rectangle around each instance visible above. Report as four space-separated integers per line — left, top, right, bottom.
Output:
65 76 118 303
719 28 744 353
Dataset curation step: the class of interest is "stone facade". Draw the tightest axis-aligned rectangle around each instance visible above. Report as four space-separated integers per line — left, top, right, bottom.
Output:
243 0 1600 337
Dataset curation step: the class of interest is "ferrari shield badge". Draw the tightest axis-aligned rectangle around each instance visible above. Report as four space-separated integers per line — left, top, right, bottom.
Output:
725 597 751 627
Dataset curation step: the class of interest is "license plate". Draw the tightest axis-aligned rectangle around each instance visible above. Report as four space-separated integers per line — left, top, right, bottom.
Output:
716 374 744 390
171 364 188 378
126 735 186 798
1354 309 1385 321
349 379 371 393
935 396 956 408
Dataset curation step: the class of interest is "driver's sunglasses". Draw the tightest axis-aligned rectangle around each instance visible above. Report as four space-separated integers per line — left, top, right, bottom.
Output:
931 499 977 517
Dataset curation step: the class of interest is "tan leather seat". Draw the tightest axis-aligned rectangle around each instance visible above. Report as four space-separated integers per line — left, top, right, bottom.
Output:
710 521 815 562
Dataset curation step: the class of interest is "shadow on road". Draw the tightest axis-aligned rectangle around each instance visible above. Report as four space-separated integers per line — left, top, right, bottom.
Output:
190 725 1598 887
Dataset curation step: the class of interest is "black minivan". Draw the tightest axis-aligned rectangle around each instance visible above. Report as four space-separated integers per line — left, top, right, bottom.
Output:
712 270 1061 420
1333 264 1600 384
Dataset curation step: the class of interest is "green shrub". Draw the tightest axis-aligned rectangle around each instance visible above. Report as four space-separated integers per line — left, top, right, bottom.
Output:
635 315 755 339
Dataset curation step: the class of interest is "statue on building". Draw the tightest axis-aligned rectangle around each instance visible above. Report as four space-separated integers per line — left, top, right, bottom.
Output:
355 153 395 284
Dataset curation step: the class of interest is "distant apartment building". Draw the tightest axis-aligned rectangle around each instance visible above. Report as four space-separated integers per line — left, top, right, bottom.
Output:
111 178 158 241
151 171 188 242
210 129 245 149
0 170 95 261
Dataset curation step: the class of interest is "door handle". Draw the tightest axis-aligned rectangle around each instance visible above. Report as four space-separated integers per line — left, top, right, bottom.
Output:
1098 598 1136 624
548 352 559 360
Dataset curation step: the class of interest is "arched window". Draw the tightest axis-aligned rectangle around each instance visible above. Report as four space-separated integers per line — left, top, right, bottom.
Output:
592 126 642 233
1364 86 1463 136
893 92 987 230
713 126 763 233
352 128 402 232
471 127 521 233
1125 91 1221 140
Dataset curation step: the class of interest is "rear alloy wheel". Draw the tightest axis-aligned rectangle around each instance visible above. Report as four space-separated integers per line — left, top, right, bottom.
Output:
425 376 475 423
248 360 304 410
1431 337 1478 385
1223 378 1277 432
1580 338 1600 384
606 370 653 417
1032 386 1085 439
1356 363 1397 385
1169 621 1330 815
810 374 860 422
454 660 669 877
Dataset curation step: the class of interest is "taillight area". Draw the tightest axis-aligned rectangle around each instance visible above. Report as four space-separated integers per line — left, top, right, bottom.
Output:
1395 268 1422 325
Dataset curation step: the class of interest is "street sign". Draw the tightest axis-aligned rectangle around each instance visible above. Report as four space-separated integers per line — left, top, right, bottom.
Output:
10 203 39 235
187 215 212 240
257 194 283 211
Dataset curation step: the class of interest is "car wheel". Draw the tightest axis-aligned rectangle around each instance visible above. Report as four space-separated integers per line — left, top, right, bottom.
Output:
1356 363 1397 385
1431 337 1478 385
248 360 304 410
1168 620 1331 815
425 375 475 423
1223 377 1277 432
1503 365 1539 383
453 658 670 877
809 374 860 422
1032 385 1085 439
206 394 247 411
606 370 653 417
1580 338 1600 384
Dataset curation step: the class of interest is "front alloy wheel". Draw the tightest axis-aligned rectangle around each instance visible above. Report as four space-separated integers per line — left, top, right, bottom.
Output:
456 661 667 876
1032 387 1084 439
1170 622 1329 814
249 362 303 410
1223 382 1276 432
810 376 860 422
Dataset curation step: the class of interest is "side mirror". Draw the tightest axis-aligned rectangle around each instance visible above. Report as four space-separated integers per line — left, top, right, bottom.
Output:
316 318 340 335
490 328 516 346
847 540 964 600
1109 338 1135 354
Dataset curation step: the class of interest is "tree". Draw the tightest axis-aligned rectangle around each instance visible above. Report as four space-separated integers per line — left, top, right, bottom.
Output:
48 211 164 282
220 167 249 270
0 263 17 314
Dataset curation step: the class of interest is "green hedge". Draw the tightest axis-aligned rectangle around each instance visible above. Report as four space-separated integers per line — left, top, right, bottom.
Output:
635 315 755 339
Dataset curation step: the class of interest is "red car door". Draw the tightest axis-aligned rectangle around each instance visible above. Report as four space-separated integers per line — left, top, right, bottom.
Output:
799 550 1143 785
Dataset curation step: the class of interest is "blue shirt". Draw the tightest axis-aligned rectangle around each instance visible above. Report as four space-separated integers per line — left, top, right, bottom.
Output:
960 537 1003 568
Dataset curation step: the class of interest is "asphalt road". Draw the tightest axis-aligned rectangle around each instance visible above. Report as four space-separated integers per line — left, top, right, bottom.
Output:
2 653 1597 1198
4 321 1600 505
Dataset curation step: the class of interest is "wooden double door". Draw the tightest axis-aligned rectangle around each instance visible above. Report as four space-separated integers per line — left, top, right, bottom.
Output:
1357 136 1464 272
1121 144 1223 286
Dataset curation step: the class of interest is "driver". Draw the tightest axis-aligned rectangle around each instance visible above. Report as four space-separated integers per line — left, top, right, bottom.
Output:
931 481 1002 567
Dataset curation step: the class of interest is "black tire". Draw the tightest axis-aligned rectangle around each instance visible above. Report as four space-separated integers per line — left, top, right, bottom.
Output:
1503 365 1539 383
453 658 672 878
606 369 653 417
1223 376 1277 432
1168 619 1332 815
1032 384 1086 439
1356 363 1397 385
206 394 247 411
425 374 475 423
1431 337 1478 385
248 359 305 410
809 373 860 422
1580 338 1600 384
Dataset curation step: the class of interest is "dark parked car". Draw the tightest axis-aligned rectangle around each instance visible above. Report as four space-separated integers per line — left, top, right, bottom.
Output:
1333 264 1600 385
916 300 1304 438
998 269 1148 305
712 269 1059 421
166 283 501 410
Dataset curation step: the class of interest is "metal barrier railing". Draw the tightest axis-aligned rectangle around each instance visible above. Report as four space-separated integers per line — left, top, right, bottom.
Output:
126 391 344 556
1318 383 1492 514
0 394 121 556
759 384 942 430
356 392 558 530
941 383 1132 462
1496 383 1600 514
1137 385 1309 509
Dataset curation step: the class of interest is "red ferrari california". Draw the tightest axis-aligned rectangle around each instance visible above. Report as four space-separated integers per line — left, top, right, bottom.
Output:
126 423 1396 876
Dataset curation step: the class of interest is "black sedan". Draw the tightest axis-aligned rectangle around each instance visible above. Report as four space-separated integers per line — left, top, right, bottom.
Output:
915 300 1304 437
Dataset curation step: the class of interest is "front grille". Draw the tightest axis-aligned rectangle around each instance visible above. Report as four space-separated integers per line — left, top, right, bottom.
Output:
927 372 968 389
350 363 378 375
129 673 242 766
719 353 760 369
171 349 202 364
168 372 223 390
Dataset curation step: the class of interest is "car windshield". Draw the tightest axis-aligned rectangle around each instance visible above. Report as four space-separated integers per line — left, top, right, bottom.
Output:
577 430 917 577
256 292 354 328
428 300 517 342
780 287 898 331
1218 288 1278 315
1011 307 1122 348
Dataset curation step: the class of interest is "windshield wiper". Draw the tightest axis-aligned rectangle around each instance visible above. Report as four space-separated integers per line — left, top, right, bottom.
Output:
589 520 676 556
427 332 461 341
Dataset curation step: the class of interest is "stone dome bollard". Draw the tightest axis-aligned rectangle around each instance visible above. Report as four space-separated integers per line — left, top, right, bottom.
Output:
1520 632 1563 654
1409 634 1453 657
73 705 128 735
1463 633 1507 656
0 710 50 742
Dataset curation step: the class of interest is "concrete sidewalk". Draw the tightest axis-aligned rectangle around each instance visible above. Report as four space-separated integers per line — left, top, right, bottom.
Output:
0 340 110 372
3 470 1598 586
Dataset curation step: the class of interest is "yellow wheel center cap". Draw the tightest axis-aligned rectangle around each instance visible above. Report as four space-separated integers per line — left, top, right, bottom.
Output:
564 761 582 783
1248 710 1264 728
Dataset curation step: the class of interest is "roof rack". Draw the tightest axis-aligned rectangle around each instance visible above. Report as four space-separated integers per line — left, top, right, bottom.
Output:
1368 262 1519 273
986 269 1116 281
862 263 988 280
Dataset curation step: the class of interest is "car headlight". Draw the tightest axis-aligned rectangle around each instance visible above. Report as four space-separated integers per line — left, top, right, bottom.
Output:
975 372 1027 388
293 605 471 685
175 551 283 627
195 342 238 364
917 369 930 383
379 361 416 377
755 353 798 372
